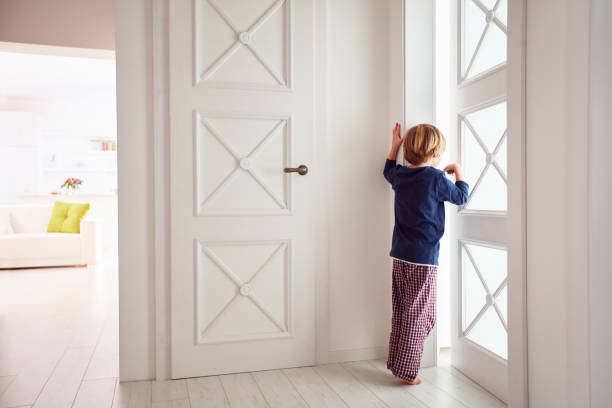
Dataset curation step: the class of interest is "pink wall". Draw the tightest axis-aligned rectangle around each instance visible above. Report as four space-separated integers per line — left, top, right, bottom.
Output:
0 0 114 50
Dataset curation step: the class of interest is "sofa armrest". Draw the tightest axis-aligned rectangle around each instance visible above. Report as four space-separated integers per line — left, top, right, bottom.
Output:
81 218 102 265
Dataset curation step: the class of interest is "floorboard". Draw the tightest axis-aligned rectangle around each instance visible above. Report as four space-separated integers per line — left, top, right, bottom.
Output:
151 400 190 408
419 366 505 408
0 329 72 408
341 360 426 408
252 369 308 408
112 381 152 408
72 378 117 408
219 373 269 408
314 363 388 408
283 366 348 408
151 380 188 403
187 376 230 408
32 346 94 408
368 359 470 408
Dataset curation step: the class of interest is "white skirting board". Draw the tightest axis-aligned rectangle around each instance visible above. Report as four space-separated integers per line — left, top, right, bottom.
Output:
327 335 436 368
328 347 389 363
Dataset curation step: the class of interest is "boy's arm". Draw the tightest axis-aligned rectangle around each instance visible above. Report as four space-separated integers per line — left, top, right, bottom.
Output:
438 166 469 205
383 158 400 184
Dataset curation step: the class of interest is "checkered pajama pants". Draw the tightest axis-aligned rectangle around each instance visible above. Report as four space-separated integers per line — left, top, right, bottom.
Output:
387 258 437 381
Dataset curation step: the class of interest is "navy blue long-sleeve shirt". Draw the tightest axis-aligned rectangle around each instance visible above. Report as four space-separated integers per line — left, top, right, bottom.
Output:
383 159 469 265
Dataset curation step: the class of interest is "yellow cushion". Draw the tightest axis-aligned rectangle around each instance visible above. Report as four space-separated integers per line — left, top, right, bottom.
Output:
47 201 70 232
47 201 90 233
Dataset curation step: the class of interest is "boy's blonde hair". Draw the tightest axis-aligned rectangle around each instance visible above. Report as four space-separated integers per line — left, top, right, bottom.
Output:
403 123 446 165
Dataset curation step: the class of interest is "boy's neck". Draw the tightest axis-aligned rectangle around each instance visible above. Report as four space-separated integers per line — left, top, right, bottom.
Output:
408 159 434 168
407 155 441 168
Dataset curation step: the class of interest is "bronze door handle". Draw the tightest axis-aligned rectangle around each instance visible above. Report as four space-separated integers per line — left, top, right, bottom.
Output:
284 165 308 176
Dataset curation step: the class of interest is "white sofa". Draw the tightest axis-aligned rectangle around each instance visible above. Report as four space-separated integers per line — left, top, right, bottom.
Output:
0 205 101 269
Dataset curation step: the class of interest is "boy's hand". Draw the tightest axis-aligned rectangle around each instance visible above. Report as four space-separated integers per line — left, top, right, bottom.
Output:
444 163 465 182
392 122 403 148
388 122 403 161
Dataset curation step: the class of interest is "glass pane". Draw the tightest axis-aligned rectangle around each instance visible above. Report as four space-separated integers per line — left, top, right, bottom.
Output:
465 166 507 211
463 0 487 72
496 284 508 323
461 242 508 359
461 0 507 80
466 306 508 359
461 101 507 212
469 22 507 79
462 122 487 188
465 102 506 152
464 243 507 292
462 247 487 331
496 0 508 27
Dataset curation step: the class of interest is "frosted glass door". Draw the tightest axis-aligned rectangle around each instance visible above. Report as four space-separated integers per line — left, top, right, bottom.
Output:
450 0 510 403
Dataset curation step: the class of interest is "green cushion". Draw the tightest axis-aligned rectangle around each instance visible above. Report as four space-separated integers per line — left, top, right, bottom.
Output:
47 201 90 233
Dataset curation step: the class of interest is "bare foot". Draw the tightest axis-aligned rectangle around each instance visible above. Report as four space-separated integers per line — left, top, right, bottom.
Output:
402 377 421 385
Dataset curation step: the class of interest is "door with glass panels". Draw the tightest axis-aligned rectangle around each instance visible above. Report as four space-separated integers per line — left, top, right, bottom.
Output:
449 0 509 402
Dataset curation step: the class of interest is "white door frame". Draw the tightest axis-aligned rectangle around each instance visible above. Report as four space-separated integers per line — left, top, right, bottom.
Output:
151 0 329 380
505 0 528 406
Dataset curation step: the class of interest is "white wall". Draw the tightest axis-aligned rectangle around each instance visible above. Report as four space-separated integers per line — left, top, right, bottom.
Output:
525 0 592 406
589 1 612 406
326 0 394 357
0 0 114 50
115 0 156 381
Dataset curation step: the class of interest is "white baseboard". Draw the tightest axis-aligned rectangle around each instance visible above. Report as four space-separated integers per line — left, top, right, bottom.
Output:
327 346 389 363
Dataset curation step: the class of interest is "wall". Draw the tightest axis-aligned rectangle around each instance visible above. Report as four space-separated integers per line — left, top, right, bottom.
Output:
589 0 612 406
326 0 394 357
526 0 591 406
0 0 114 50
115 0 156 381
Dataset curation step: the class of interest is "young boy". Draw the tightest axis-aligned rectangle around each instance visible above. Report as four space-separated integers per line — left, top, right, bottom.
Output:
383 122 468 385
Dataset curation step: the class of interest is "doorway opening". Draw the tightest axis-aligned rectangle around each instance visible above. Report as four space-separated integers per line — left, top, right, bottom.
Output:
0 43 119 406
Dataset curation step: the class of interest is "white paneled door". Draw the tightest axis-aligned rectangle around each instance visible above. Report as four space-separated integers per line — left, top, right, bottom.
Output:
169 0 317 378
449 0 510 402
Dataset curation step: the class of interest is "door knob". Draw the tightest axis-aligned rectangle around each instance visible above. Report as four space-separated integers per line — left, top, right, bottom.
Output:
284 165 308 176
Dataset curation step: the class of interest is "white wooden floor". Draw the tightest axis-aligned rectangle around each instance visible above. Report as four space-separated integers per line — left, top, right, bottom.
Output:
0 261 505 408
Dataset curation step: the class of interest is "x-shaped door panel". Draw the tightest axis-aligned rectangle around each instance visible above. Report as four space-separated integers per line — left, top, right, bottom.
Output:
459 100 507 212
460 242 508 359
196 114 291 215
460 0 507 82
195 0 291 88
197 241 291 344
